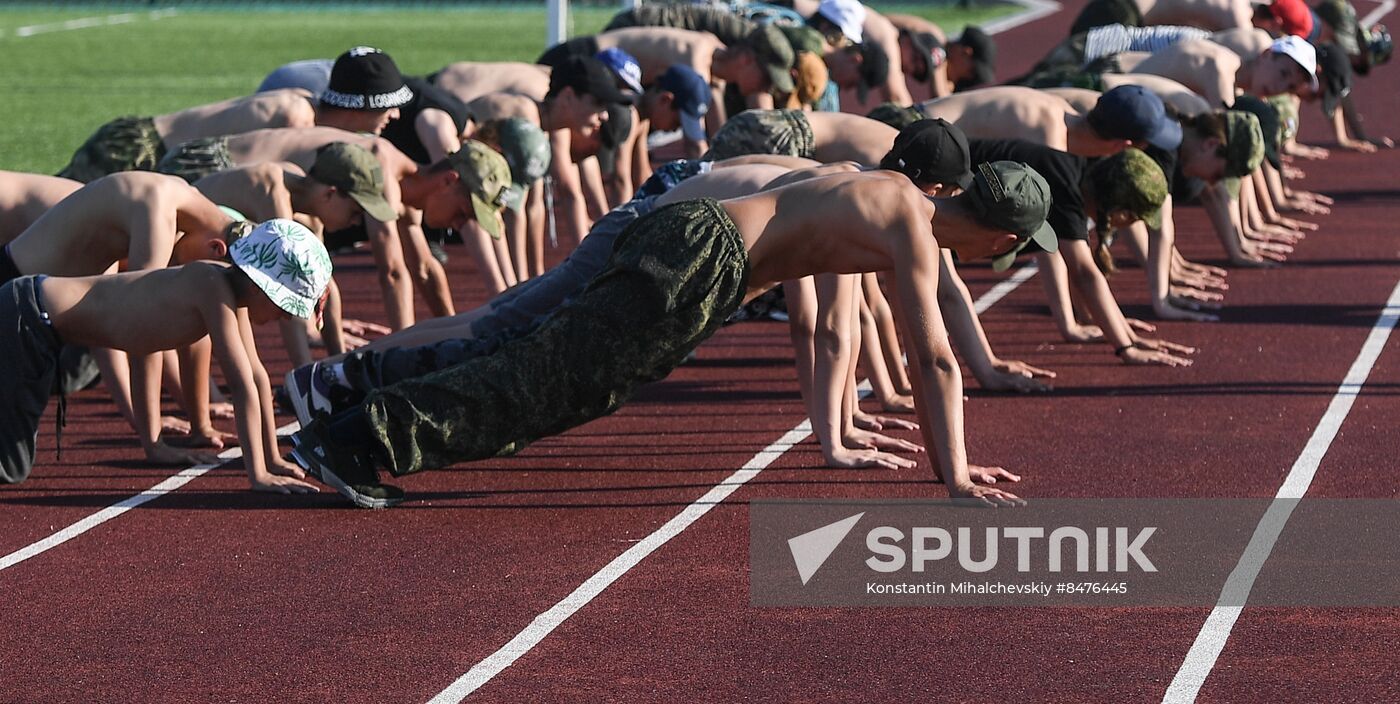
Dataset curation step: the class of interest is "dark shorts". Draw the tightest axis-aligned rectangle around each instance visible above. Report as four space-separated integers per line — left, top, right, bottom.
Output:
55 115 166 183
703 109 815 161
156 136 235 183
358 198 751 476
536 36 601 68
0 244 21 287
1022 67 1105 91
0 275 63 484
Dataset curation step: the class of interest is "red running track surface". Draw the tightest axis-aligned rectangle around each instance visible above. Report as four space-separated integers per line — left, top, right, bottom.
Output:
3 2 1400 701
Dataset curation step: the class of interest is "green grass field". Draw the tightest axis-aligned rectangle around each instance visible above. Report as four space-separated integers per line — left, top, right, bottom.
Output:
0 2 1017 173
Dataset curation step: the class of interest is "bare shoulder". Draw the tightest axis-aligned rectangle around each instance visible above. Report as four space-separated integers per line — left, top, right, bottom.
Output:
180 261 239 307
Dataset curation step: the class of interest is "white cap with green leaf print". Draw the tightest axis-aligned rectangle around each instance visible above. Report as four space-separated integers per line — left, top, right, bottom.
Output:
228 219 333 320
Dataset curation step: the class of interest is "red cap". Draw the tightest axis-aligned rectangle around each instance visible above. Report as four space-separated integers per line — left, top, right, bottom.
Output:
1270 0 1314 38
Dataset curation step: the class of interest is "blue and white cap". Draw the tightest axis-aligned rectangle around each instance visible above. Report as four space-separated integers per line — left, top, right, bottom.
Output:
596 47 645 95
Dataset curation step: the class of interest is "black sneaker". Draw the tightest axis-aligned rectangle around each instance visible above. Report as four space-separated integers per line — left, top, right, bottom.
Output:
290 418 405 509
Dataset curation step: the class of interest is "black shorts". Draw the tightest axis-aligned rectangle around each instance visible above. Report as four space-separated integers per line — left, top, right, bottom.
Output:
0 244 22 287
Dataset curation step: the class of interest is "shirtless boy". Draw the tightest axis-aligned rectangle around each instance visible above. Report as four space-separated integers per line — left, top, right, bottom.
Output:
0 172 81 245
289 163 1057 509
1111 34 1318 106
57 47 412 183
0 220 328 494
3 172 239 464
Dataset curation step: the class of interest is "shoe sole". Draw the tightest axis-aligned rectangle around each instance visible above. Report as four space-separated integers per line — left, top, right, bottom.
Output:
290 442 403 510
284 368 317 429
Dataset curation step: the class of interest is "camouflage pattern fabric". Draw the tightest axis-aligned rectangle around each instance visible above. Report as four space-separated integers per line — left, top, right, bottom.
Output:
1314 0 1362 56
156 136 235 184
55 116 166 183
1021 67 1105 91
359 198 750 476
605 4 757 46
703 109 815 161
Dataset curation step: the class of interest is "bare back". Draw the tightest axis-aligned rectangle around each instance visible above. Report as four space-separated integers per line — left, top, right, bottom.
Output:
1128 38 1240 106
656 163 791 206
595 27 722 83
1208 27 1273 58
920 87 1074 149
805 112 899 165
465 93 542 126
8 172 228 276
43 264 229 355
153 89 317 150
0 171 81 245
194 162 303 223
1143 0 1252 31
1100 73 1212 115
433 62 550 103
719 171 934 296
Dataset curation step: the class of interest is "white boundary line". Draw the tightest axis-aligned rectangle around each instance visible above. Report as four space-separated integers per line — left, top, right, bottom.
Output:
1162 277 1400 703
0 421 297 573
3 9 176 39
427 263 1039 702
1361 0 1396 25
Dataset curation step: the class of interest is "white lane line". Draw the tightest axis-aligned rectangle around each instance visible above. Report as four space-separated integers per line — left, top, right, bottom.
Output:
0 421 298 573
427 264 1039 702
1362 0 1395 25
8 9 176 38
1162 277 1400 703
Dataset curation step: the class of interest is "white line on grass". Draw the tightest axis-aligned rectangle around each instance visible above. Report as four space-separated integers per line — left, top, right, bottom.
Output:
0 421 298 573
427 264 1039 702
8 9 176 39
1162 277 1400 703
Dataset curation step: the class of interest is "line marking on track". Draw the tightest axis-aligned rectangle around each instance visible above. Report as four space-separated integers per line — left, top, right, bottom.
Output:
0 421 298 574
1361 0 1395 24
5 9 176 39
428 264 1039 703
1162 277 1400 703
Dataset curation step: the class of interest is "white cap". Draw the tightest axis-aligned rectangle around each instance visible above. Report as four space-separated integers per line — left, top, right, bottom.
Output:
818 0 865 44
1269 35 1319 92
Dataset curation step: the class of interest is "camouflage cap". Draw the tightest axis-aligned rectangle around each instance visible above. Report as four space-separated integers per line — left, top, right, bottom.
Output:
747 24 796 94
866 102 926 130
778 24 826 56
1230 95 1282 170
447 140 512 239
481 117 551 211
1222 110 1265 197
1085 148 1168 230
965 160 1058 272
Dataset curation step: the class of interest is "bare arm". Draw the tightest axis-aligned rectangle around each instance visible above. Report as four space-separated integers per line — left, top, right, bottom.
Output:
937 250 1053 391
548 131 592 246
415 108 464 164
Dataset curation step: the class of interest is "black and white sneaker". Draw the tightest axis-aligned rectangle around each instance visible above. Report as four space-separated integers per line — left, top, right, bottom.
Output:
290 419 404 509
285 363 335 428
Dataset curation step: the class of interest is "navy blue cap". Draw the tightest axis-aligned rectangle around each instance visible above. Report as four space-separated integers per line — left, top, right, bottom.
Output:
657 64 712 142
1085 85 1182 151
595 47 644 94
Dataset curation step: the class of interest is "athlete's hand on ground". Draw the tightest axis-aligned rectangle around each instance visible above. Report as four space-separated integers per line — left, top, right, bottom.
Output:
994 358 1057 380
843 427 924 454
1170 286 1225 308
343 318 391 337
981 366 1052 393
1062 323 1104 342
209 401 236 420
1252 241 1293 260
1290 143 1330 160
339 332 371 350
1157 299 1220 322
267 456 308 480
1123 318 1157 334
1175 259 1229 279
950 482 1026 508
968 464 1022 485
250 473 319 494
1271 216 1318 232
857 412 919 431
166 426 236 450
1136 337 1196 355
161 415 191 434
146 441 220 467
825 446 917 470
1340 138 1378 153
1172 270 1229 292
1283 164 1307 180
879 394 916 414
1120 346 1193 367
1370 136 1395 149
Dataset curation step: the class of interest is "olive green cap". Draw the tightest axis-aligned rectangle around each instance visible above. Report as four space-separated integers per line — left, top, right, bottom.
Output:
778 24 826 55
747 24 796 94
1085 148 1168 230
447 140 512 239
1222 110 1265 198
486 117 551 211
308 142 397 223
965 160 1058 272
1230 95 1282 170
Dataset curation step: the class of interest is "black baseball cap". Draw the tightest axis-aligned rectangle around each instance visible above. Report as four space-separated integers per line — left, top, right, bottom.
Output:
1314 42 1353 117
855 41 890 101
549 56 634 105
954 26 997 90
880 118 974 190
321 46 413 110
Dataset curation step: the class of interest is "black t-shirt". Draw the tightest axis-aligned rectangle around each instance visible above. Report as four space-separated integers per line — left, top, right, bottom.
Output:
382 77 472 164
968 138 1088 240
1143 143 1205 204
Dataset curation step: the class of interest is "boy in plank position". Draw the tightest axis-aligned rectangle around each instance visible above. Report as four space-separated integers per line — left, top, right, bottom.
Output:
0 220 328 493
3 172 240 463
0 172 82 245
290 162 1056 508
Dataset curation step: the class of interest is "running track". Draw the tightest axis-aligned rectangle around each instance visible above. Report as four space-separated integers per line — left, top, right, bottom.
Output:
3 3 1399 701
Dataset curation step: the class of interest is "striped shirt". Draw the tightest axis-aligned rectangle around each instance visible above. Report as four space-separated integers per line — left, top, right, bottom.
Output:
1083 24 1211 62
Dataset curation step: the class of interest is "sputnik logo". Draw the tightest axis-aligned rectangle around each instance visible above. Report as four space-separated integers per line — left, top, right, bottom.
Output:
787 513 864 585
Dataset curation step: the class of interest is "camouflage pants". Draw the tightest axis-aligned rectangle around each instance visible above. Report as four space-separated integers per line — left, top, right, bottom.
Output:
156 136 234 183
703 109 815 161
56 116 166 183
360 198 750 476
